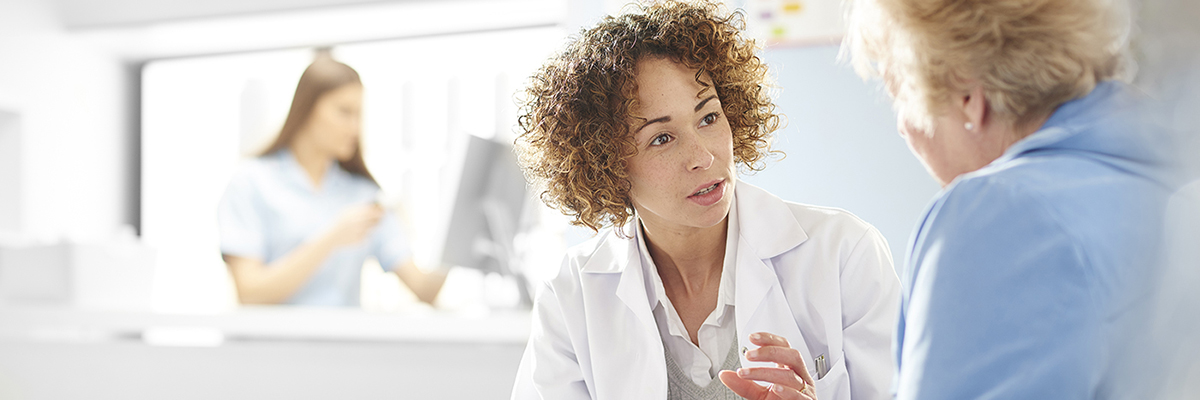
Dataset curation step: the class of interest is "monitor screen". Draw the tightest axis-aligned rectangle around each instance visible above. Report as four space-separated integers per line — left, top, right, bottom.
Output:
440 134 530 275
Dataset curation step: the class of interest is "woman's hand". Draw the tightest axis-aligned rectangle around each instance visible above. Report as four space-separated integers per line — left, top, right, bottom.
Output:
322 203 384 248
719 332 818 400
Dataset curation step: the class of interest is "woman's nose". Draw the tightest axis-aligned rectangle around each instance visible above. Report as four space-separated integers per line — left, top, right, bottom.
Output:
688 134 715 171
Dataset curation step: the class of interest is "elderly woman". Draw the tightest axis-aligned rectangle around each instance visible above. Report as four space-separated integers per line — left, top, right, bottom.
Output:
510 2 900 400
844 0 1177 398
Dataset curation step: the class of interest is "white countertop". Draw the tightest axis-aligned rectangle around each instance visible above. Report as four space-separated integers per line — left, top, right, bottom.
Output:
0 304 532 345
0 304 532 400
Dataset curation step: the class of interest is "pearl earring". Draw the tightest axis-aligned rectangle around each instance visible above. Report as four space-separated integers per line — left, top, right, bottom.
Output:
964 122 975 131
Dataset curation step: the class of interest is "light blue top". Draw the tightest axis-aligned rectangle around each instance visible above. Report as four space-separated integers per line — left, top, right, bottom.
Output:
217 150 410 307
893 82 1179 399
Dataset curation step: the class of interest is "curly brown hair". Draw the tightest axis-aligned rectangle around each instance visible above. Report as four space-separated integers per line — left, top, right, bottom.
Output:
516 0 781 232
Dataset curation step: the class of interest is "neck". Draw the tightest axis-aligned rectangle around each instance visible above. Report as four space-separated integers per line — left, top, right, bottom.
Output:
641 215 728 296
1010 113 1052 142
968 113 1052 181
289 135 332 188
993 113 1052 155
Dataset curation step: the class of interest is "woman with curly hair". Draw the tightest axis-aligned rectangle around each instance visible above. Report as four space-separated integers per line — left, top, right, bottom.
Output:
510 2 899 399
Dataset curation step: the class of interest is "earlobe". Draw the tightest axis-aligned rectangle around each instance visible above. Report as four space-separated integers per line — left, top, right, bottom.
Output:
963 86 987 132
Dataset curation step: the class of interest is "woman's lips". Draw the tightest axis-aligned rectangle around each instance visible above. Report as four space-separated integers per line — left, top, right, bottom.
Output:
688 179 725 206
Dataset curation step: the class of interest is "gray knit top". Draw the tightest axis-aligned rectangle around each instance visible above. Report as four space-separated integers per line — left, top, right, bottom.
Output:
664 338 744 400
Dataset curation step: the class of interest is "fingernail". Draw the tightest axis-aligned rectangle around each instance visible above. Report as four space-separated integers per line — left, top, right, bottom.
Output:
751 333 762 340
737 368 748 377
771 384 784 394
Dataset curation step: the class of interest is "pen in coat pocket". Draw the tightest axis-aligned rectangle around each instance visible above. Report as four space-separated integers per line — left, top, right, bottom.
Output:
815 354 828 380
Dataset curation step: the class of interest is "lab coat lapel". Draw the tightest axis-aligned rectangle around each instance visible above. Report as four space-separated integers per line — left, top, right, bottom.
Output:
579 222 667 399
733 182 815 370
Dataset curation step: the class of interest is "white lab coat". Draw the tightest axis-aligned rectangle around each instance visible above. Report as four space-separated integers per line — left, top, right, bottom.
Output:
512 181 900 400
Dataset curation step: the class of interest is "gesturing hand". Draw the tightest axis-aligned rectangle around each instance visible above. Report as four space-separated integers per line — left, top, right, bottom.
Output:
323 203 384 248
719 332 817 400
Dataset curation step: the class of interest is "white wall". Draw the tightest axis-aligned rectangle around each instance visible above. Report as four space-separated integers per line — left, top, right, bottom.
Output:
0 110 21 233
0 0 133 241
744 45 939 266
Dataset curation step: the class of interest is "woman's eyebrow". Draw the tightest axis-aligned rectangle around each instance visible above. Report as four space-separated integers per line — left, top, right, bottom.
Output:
635 94 721 134
695 95 717 112
635 116 671 134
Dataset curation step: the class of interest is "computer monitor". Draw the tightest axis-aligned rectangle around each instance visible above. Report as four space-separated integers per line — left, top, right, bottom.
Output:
439 133 533 307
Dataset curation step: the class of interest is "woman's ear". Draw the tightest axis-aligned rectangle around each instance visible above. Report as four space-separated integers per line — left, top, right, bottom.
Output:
962 85 987 133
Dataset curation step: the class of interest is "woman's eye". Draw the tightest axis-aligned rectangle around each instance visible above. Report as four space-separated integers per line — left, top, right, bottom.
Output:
650 133 672 146
699 112 720 127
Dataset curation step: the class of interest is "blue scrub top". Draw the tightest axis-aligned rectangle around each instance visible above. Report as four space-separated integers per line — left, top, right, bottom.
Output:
893 82 1178 399
217 150 410 307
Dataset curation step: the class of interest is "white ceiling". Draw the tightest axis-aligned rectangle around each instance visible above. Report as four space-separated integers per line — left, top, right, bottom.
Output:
54 0 466 29
53 0 566 60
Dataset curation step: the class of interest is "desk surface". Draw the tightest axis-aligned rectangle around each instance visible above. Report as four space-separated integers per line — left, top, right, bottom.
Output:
0 305 531 400
0 305 532 345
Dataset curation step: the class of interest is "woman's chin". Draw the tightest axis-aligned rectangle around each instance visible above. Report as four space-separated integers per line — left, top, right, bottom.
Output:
693 199 733 229
334 150 356 162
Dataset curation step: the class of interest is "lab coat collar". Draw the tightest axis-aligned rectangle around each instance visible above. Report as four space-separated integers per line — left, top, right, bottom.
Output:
733 181 809 258
577 180 813 347
579 222 638 274
730 181 813 371
577 219 659 330
569 180 817 393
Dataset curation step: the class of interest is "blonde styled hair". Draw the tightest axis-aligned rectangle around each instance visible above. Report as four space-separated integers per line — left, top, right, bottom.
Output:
843 0 1131 133
516 0 779 232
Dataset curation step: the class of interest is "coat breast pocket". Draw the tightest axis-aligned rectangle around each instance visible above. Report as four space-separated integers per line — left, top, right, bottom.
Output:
813 354 849 400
